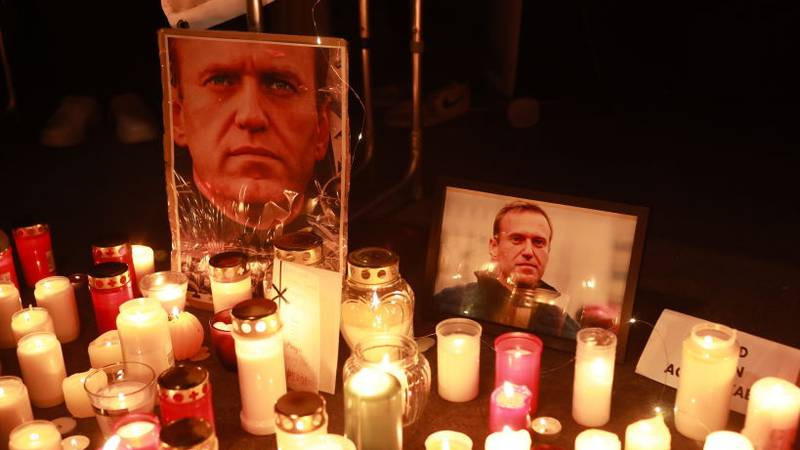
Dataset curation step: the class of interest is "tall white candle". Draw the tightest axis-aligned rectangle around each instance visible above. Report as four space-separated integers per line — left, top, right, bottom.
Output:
88 330 123 368
8 420 61 450
209 251 252 313
572 328 617 427
703 431 754 450
0 282 22 348
34 276 80 343
11 306 55 343
116 298 174 377
0 376 34 450
16 331 66 408
484 427 531 450
436 318 481 402
741 377 800 450
576 429 621 450
62 370 94 418
131 245 155 284
675 322 739 441
625 415 671 450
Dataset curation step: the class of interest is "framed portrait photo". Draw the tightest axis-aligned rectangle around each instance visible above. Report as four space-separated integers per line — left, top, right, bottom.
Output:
426 179 648 358
159 29 349 309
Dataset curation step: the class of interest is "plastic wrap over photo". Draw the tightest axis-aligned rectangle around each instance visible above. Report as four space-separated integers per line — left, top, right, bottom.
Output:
159 29 349 308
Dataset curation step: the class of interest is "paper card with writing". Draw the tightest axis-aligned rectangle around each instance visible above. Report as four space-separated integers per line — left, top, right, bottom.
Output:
635 309 800 414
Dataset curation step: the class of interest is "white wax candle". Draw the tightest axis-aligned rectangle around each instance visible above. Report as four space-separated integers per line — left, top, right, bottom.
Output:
625 415 671 450
0 376 34 449
572 328 617 427
34 276 80 343
116 298 174 377
139 271 188 315
741 377 800 450
210 277 252 313
88 330 123 368
304 434 357 450
62 370 94 418
235 328 286 435
131 245 155 283
484 427 531 450
11 306 55 343
16 331 66 407
436 318 481 403
276 426 327 450
575 429 621 450
425 430 473 450
0 282 22 348
8 420 61 450
703 431 754 450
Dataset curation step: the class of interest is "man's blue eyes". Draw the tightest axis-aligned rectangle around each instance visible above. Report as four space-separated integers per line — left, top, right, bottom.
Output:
204 74 296 93
509 236 546 247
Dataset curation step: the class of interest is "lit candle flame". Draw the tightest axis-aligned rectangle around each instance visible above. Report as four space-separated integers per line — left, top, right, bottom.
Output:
369 291 380 311
170 307 181 320
31 433 40 441
702 335 714 348
502 381 514 398
442 439 451 450
102 435 121 450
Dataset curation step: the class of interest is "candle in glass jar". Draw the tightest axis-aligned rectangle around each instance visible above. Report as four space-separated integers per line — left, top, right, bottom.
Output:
8 420 61 450
88 262 135 333
344 367 403 450
572 327 617 427
209 309 237 370
139 271 188 315
340 293 414 350
62 370 95 418
494 332 543 414
484 426 531 450
0 376 34 450
158 364 215 430
575 429 621 450
84 362 157 436
131 245 155 285
114 413 161 450
12 223 56 288
703 431 754 450
275 391 328 450
489 382 532 432
16 331 66 407
88 330 123 368
34 276 80 343
675 322 739 441
116 298 175 377
0 230 19 288
741 377 800 450
436 318 482 402
424 430 473 450
624 415 671 450
0 281 22 348
11 306 55 343
209 251 252 313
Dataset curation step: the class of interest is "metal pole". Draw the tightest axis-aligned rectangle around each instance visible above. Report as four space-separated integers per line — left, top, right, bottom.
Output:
246 0 263 32
354 0 375 175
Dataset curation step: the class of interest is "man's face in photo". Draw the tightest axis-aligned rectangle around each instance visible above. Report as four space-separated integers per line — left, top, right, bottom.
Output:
490 210 551 288
171 39 330 207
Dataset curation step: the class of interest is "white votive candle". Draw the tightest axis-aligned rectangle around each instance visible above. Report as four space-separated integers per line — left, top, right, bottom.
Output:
116 298 174 377
34 276 80 343
11 306 55 343
131 245 155 283
139 271 188 315
209 251 252 313
425 430 473 450
703 431 754 450
62 370 94 418
0 282 22 348
88 330 123 368
8 420 61 450
572 327 617 427
575 428 621 450
741 377 800 450
16 331 66 407
625 415 671 450
0 376 34 449
484 427 531 450
436 318 481 402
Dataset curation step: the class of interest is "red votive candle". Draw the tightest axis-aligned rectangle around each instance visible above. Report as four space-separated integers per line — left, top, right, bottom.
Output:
494 332 543 414
88 262 134 333
158 363 215 430
209 309 237 371
92 236 139 297
0 230 19 288
113 413 161 450
489 381 532 432
12 223 56 287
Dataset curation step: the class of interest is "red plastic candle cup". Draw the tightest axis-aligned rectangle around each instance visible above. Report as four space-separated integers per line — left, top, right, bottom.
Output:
92 236 139 297
12 223 56 288
494 332 543 414
209 309 237 371
88 262 135 333
157 364 215 430
0 231 19 288
489 381 533 432
113 413 161 450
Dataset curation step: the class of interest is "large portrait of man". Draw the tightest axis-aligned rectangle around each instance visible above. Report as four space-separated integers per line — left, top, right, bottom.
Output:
432 184 647 350
159 29 348 307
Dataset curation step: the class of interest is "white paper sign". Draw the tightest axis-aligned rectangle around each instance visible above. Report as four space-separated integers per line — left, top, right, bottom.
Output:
635 309 800 414
272 259 342 394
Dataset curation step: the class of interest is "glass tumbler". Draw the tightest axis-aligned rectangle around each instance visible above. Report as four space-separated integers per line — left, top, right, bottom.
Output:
84 361 157 436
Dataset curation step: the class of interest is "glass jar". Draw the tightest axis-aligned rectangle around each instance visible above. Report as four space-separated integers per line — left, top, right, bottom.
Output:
275 391 328 450
113 413 161 450
0 230 19 288
158 364 215 430
208 251 252 313
92 235 139 296
88 262 135 333
340 248 414 350
343 333 430 426
159 417 218 450
12 223 56 288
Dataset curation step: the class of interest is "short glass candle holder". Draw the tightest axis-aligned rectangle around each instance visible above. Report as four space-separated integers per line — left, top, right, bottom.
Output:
139 271 189 315
8 420 61 450
209 308 237 371
113 413 161 450
84 361 157 436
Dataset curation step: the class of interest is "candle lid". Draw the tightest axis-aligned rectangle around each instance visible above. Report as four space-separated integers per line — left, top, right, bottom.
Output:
159 417 214 449
346 247 400 285
275 391 328 434
158 364 209 403
88 262 131 290
274 231 323 265
13 223 49 238
231 299 281 337
208 251 249 282
92 235 131 259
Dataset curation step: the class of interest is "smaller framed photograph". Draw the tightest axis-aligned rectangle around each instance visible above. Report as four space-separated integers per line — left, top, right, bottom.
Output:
425 179 648 359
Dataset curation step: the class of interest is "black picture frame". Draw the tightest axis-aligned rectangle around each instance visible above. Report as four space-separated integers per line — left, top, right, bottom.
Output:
424 178 649 360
